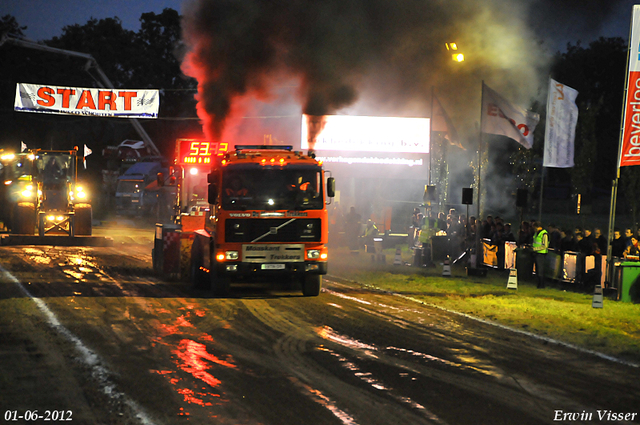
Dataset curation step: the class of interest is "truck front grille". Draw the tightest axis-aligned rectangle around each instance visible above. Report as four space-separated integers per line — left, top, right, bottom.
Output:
225 218 321 243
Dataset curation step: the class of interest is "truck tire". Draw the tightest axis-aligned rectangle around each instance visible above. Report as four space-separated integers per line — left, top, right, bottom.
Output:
190 237 210 290
13 203 35 235
211 271 230 297
74 204 92 236
302 275 322 296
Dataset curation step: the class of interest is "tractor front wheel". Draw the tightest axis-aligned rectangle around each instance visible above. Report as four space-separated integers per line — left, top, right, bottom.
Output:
74 204 92 236
13 203 35 235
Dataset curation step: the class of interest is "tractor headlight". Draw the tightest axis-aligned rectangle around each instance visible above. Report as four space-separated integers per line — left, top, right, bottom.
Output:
225 251 239 260
74 186 87 200
21 184 33 198
72 185 88 201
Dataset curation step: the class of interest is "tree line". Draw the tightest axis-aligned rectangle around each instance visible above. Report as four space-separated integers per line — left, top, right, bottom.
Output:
0 11 637 224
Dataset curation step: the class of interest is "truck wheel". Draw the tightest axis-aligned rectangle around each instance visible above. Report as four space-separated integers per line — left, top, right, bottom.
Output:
74 204 92 236
190 238 210 290
302 275 322 296
211 271 230 297
13 203 35 235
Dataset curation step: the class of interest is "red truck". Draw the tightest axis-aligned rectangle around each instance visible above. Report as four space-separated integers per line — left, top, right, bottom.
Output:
189 144 335 296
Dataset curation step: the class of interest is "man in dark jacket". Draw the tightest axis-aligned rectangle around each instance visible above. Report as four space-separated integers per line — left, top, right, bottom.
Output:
612 228 627 258
594 228 607 254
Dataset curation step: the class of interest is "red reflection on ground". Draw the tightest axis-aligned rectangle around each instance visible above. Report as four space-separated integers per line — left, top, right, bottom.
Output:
177 388 214 406
156 323 180 337
175 339 236 389
151 312 237 416
176 315 195 328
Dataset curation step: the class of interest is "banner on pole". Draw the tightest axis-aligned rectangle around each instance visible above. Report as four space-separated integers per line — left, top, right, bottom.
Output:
432 94 464 149
481 83 540 149
14 83 159 119
620 5 640 168
543 78 578 168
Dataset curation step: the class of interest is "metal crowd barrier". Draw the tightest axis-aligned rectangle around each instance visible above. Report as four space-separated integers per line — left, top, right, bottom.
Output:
480 240 606 286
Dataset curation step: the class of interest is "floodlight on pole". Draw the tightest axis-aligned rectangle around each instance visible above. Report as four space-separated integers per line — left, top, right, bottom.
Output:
445 42 464 62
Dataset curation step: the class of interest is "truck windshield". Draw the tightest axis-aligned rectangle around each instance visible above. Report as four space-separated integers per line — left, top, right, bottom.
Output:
221 167 323 210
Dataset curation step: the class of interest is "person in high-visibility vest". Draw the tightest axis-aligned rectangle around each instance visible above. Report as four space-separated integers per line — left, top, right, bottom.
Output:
419 211 437 266
532 221 549 289
363 219 379 252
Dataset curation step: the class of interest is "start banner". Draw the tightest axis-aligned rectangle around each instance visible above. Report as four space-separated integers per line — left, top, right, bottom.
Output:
14 83 159 119
620 5 640 167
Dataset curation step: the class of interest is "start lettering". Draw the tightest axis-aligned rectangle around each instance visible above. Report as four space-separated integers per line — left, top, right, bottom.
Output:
34 88 139 111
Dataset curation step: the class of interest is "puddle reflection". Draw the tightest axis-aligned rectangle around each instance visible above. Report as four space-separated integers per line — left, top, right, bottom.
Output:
150 313 237 418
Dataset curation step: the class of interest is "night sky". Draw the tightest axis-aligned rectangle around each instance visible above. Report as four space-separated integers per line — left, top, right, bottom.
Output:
0 0 635 44
1 0 184 41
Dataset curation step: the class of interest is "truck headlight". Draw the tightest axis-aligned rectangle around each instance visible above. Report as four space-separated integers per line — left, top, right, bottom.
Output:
307 249 321 259
225 251 239 260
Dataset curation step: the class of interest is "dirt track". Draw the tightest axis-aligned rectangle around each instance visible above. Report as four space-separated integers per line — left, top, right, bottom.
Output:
0 227 638 424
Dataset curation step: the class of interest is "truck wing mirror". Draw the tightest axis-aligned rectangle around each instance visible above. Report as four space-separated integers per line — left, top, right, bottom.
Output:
208 183 218 204
327 177 335 198
157 172 164 187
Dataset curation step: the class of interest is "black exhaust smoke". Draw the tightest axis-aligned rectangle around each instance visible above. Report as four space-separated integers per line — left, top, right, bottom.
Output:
180 0 629 145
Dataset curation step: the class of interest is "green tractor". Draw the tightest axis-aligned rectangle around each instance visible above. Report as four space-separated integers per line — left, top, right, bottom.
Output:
12 148 92 236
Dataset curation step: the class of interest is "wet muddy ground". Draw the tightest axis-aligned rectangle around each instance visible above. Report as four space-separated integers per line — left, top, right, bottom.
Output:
0 225 638 424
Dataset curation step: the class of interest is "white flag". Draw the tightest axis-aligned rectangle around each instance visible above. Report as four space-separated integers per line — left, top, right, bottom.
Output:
20 141 27 152
432 94 464 149
544 78 578 168
83 145 92 169
481 83 540 149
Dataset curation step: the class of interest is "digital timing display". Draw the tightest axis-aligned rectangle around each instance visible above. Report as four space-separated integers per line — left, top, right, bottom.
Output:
177 139 229 165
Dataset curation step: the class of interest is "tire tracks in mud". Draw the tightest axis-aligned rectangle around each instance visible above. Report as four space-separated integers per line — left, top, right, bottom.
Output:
321 279 640 425
242 280 617 425
241 298 451 424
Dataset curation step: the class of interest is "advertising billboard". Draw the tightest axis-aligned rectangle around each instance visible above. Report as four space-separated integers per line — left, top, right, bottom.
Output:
300 114 430 177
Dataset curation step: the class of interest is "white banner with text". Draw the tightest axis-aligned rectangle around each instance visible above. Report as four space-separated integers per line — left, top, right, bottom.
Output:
14 83 159 119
